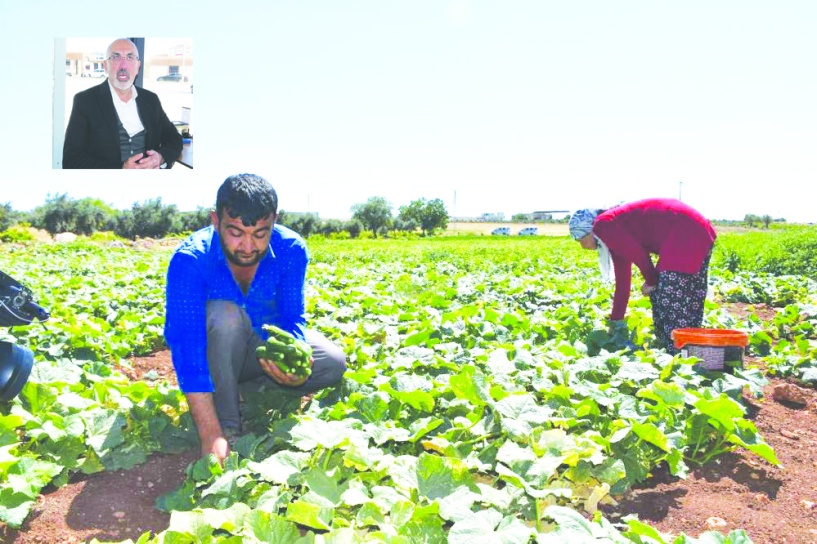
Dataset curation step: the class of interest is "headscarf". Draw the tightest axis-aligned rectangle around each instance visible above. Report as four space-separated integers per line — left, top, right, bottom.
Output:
568 209 598 240
569 208 614 283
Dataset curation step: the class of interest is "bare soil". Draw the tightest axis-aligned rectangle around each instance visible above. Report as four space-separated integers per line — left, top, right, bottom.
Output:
3 303 817 543
603 371 817 544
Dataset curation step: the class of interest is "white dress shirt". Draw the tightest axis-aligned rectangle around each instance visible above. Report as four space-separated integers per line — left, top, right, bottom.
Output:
107 82 144 136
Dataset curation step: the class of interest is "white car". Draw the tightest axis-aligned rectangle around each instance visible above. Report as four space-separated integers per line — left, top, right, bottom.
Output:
491 227 511 235
518 227 538 236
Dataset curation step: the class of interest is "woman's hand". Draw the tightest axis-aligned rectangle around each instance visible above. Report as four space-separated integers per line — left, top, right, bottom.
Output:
641 283 656 296
607 319 628 335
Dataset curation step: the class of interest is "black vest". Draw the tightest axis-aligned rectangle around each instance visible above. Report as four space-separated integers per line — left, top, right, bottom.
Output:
118 121 147 164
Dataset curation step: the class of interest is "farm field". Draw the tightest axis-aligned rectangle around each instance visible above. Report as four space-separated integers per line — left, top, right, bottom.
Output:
0 230 816 543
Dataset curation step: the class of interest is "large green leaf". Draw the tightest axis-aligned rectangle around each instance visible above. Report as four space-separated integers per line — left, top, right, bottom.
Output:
242 510 303 543
449 509 534 544
247 451 311 485
449 364 493 407
416 453 475 500
494 394 553 439
81 408 126 454
285 499 334 530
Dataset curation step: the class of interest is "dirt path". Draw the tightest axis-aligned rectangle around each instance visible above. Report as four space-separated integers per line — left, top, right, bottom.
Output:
446 221 569 236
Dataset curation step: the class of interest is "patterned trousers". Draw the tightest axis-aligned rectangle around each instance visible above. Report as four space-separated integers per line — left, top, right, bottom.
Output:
649 250 712 354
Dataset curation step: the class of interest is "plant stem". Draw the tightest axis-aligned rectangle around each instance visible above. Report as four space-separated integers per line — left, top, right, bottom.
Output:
457 433 501 448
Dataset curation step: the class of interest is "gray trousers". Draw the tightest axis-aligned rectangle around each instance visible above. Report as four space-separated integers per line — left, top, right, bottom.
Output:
206 300 346 429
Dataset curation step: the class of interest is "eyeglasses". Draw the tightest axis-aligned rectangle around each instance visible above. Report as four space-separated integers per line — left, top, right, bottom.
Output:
107 54 139 63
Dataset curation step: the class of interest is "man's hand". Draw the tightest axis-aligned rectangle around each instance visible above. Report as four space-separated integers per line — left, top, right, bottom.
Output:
201 433 230 464
186 392 230 465
641 283 657 296
122 150 164 169
259 356 313 387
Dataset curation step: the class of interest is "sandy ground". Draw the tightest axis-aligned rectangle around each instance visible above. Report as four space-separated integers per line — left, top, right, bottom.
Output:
444 222 754 236
446 222 569 236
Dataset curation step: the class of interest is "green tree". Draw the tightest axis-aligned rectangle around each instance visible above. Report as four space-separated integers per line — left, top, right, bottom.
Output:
317 219 344 235
281 212 319 238
74 198 117 235
351 197 392 237
743 214 760 228
398 198 448 235
344 219 363 238
397 200 424 229
30 194 117 235
31 193 77 234
393 218 418 232
418 198 448 235
761 214 772 229
0 203 20 232
115 198 181 239
178 207 212 233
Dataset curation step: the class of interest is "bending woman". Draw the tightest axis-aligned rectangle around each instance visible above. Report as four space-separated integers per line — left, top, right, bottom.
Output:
569 198 717 353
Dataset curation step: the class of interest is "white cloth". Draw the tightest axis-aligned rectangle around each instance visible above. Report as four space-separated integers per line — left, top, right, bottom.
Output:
107 81 144 137
596 236 615 283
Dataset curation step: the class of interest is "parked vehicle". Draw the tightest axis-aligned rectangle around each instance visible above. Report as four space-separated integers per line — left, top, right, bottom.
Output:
491 227 511 236
90 68 105 78
518 227 538 236
157 73 187 82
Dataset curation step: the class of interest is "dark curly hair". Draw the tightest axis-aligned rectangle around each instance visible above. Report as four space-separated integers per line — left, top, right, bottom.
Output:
215 173 278 226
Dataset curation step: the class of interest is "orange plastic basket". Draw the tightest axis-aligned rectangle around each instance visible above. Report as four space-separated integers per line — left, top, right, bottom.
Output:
671 328 748 371
672 328 748 349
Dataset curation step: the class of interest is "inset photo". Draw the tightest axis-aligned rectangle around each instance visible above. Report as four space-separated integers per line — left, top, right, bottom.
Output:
55 37 193 169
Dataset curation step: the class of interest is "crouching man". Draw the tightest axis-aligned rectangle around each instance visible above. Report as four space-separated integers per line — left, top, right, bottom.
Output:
164 173 346 462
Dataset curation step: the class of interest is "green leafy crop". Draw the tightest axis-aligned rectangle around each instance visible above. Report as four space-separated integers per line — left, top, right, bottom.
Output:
3 231 815 541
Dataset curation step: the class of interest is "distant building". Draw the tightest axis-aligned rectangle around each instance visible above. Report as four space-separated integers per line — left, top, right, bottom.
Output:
480 212 505 221
531 210 569 221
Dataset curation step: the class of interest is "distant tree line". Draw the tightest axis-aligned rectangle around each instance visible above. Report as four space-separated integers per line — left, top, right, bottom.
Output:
2 194 790 242
711 214 787 229
0 194 450 241
0 195 212 241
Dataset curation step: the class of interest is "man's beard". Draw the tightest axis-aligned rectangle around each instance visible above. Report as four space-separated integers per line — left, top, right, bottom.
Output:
220 238 266 267
113 70 134 91
113 79 133 91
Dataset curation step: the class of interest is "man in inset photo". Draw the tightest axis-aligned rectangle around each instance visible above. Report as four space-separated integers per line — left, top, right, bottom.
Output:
62 38 182 169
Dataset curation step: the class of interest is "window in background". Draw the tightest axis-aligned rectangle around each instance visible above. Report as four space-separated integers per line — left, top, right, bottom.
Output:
142 38 194 137
64 37 117 128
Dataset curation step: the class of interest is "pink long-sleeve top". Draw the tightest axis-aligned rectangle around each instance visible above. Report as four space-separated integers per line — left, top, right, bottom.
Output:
592 198 717 320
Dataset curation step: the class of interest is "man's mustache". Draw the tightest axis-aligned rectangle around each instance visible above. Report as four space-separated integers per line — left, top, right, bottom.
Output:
117 69 130 77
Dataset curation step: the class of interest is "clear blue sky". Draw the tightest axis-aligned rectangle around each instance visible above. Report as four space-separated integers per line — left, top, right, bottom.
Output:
1 1 815 222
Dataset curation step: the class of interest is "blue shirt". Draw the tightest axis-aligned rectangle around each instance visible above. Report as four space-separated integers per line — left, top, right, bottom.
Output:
164 224 308 393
